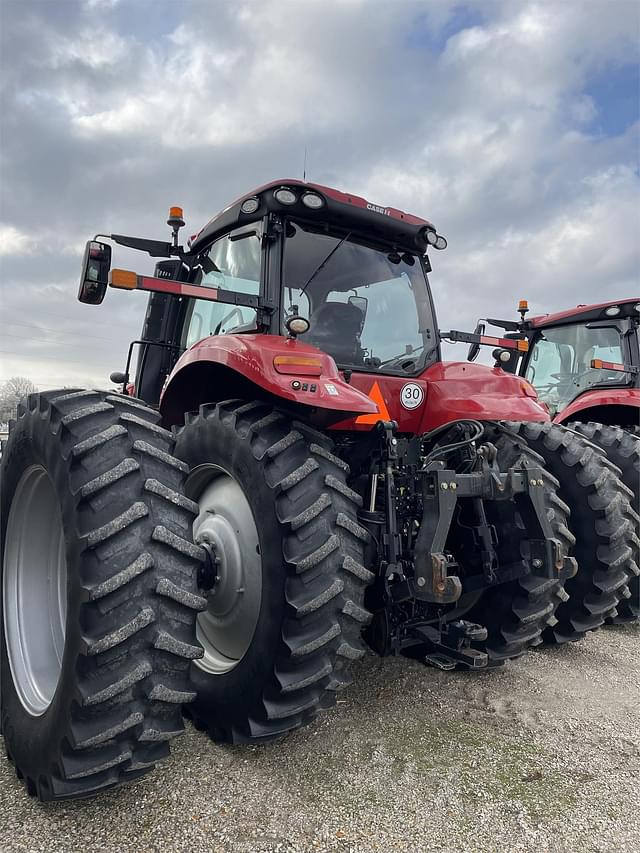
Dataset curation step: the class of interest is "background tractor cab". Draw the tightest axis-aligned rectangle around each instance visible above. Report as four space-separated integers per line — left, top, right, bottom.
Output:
468 298 640 427
78 179 548 432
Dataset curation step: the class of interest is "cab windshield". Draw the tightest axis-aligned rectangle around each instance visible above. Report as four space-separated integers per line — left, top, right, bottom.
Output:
525 323 629 415
282 220 437 375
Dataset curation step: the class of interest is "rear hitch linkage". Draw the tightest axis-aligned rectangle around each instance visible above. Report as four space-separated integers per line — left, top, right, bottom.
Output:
361 419 575 670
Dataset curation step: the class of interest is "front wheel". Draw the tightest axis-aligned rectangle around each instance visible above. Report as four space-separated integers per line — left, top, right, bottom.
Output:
174 400 372 744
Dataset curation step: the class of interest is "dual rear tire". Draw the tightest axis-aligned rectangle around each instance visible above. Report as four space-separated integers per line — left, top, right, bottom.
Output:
569 422 640 623
508 422 639 641
174 400 372 743
1 391 204 800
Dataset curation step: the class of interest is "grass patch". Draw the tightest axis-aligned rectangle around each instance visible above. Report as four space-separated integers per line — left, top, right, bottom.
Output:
291 718 579 821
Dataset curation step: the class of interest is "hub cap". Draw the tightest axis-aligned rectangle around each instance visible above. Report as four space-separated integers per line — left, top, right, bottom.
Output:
188 465 262 675
3 466 67 716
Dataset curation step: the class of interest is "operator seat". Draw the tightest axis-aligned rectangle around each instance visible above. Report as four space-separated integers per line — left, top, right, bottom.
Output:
307 301 364 364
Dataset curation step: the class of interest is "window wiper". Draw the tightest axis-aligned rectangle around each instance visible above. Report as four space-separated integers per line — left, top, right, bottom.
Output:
299 232 352 297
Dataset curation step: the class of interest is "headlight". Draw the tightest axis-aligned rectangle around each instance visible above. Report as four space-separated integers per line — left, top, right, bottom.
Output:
302 192 324 210
274 188 297 205
604 305 621 317
285 315 310 336
423 228 448 250
240 197 260 214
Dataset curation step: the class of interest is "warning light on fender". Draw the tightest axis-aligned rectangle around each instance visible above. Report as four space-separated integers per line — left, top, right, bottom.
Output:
273 355 323 376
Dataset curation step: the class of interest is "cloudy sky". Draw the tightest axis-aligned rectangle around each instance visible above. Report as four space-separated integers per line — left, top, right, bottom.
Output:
0 0 638 390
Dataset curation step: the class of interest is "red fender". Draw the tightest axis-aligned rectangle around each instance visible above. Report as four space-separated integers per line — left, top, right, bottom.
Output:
553 388 640 424
160 334 377 425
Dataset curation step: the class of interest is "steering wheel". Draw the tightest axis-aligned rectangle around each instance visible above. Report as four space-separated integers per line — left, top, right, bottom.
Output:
213 307 244 335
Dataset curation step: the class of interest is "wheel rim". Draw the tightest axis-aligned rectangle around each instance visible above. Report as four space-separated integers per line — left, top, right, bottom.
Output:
188 464 262 675
3 465 67 716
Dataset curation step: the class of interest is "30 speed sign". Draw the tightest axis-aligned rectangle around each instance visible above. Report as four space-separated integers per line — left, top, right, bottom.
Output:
400 383 424 410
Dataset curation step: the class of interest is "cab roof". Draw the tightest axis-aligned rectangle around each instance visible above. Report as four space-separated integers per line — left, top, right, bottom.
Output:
189 179 437 256
530 298 639 328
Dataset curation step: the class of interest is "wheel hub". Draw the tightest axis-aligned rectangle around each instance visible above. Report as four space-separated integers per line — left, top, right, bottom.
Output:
198 542 220 591
3 465 67 716
189 466 262 675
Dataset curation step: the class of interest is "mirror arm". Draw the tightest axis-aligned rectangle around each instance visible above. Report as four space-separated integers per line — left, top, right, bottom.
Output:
95 233 183 258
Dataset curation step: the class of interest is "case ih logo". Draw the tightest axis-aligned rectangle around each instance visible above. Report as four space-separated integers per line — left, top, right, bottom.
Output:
366 203 390 216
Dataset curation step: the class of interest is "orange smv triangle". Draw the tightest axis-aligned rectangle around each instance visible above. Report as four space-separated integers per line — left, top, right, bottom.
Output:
355 381 391 425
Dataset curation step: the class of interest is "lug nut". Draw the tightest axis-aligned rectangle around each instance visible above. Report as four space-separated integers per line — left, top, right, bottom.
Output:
441 482 448 490
530 479 537 486
537 479 544 486
450 482 457 490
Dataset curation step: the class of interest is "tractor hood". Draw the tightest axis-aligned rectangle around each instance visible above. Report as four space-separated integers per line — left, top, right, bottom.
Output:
329 362 551 433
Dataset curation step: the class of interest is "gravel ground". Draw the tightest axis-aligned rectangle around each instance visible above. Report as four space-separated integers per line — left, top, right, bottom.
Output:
1 623 638 853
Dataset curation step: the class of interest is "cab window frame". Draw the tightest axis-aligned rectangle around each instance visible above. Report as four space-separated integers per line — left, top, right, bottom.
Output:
181 220 269 349
278 216 440 376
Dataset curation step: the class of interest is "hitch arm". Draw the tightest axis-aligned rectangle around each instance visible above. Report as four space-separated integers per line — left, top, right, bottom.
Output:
414 469 462 604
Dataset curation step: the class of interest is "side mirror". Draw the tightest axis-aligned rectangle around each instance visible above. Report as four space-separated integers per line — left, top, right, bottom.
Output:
78 240 111 305
467 322 485 361
348 295 368 332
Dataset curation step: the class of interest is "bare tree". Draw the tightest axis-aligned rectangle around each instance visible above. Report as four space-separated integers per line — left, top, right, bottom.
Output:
0 376 39 424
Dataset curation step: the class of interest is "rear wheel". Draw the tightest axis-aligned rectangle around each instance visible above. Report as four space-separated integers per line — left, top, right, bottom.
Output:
569 422 640 623
1 390 204 801
508 422 637 642
174 400 372 744
460 424 575 663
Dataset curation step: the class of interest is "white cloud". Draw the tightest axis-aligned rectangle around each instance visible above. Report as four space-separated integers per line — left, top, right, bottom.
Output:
0 225 35 255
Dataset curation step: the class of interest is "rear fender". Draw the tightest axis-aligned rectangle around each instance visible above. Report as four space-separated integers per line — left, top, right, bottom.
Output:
159 334 377 428
553 388 640 428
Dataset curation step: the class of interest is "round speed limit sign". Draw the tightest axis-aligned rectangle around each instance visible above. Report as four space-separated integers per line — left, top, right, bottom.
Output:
400 383 424 410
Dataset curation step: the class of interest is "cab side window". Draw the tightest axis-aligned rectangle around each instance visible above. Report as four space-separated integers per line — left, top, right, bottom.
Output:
185 226 261 348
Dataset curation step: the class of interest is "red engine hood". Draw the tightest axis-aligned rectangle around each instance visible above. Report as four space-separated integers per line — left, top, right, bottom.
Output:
331 362 550 433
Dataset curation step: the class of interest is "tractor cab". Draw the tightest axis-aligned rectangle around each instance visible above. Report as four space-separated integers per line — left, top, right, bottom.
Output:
471 299 640 422
183 211 439 377
78 180 452 421
78 179 545 433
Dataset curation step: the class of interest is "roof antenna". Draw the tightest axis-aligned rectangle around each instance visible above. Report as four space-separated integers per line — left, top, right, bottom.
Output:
303 146 307 182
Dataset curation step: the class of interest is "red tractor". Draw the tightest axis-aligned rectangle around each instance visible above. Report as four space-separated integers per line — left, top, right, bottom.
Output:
1 181 637 800
470 298 640 621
